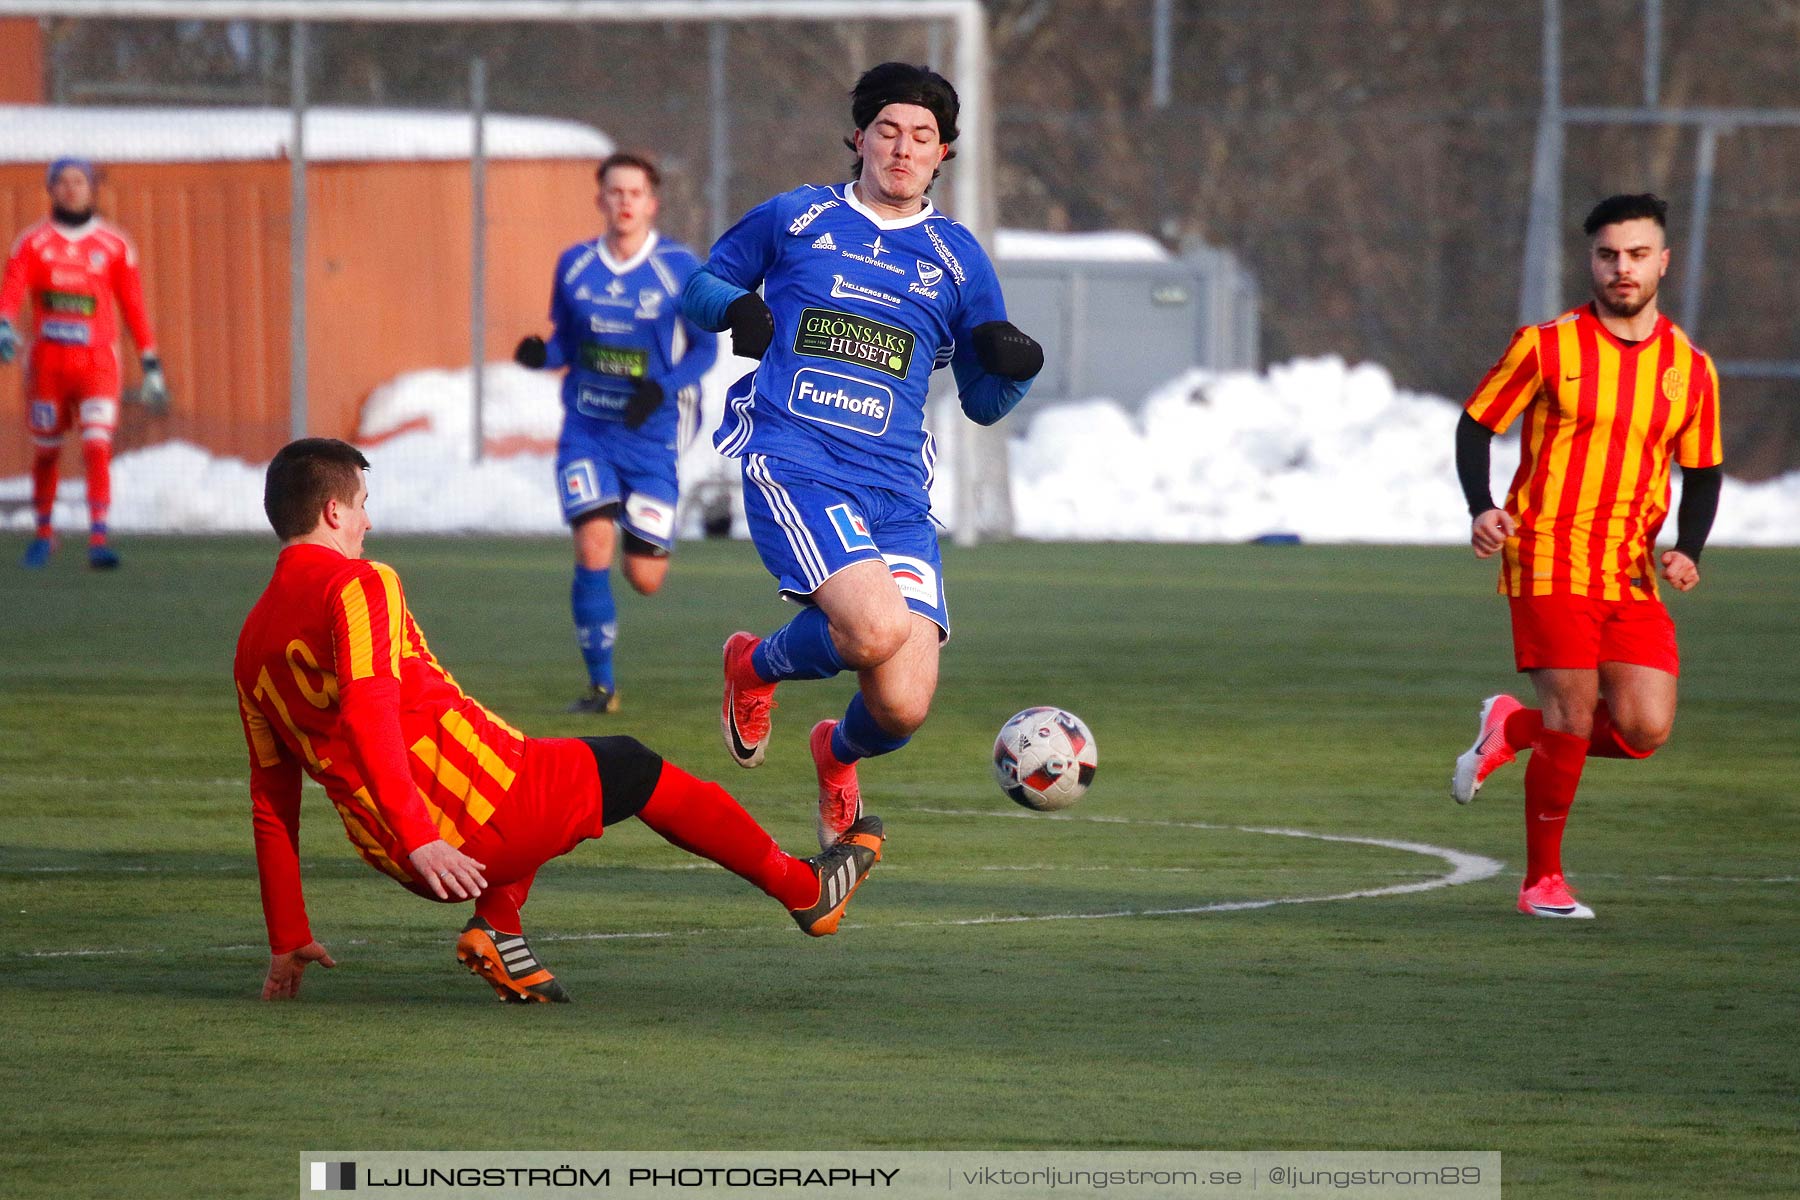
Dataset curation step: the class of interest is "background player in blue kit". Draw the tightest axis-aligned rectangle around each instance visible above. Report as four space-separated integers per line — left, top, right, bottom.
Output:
516 153 718 714
681 63 1044 849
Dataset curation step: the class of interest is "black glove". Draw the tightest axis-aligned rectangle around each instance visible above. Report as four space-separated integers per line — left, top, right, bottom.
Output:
724 292 775 360
514 335 547 369
971 320 1044 381
624 377 664 429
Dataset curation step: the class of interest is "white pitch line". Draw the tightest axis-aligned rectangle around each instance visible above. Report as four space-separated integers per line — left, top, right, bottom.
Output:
14 810 1505 959
890 808 1503 927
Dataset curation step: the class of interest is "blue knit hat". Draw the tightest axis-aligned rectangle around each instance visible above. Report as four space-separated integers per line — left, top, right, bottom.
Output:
47 157 97 188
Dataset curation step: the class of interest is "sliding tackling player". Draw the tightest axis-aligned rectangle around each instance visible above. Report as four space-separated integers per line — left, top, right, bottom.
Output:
235 438 882 1003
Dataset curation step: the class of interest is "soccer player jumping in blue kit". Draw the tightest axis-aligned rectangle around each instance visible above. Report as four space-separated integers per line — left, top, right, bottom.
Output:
516 153 718 714
681 63 1044 849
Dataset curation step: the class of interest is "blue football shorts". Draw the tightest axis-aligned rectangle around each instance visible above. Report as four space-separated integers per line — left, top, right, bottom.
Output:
739 452 949 637
555 418 680 552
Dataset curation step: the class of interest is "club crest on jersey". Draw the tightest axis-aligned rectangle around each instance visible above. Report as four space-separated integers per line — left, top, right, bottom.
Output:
883 553 939 606
830 274 903 309
916 260 944 287
1661 367 1686 401
811 232 837 251
88 250 107 270
825 503 878 552
636 288 664 319
787 199 839 236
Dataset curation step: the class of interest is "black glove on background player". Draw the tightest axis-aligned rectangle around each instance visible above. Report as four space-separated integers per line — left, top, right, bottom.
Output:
971 321 1044 381
513 335 547 369
624 377 664 429
724 292 775 360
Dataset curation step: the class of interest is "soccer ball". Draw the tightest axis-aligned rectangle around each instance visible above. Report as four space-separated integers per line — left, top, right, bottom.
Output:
992 707 1097 811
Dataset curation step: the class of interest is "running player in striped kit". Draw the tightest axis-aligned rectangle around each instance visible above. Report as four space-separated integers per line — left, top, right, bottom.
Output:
1450 194 1723 919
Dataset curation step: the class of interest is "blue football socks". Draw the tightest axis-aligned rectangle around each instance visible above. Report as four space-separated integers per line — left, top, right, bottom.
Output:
751 605 846 682
571 565 617 690
831 691 911 763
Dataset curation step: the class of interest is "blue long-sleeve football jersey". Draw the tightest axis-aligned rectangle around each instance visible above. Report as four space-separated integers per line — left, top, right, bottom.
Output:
684 183 1024 502
546 232 718 449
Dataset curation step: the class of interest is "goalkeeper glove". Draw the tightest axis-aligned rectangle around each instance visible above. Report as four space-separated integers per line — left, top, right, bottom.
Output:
514 335 547 369
624 377 664 429
971 321 1044 382
724 292 775 360
0 317 18 365
138 353 170 414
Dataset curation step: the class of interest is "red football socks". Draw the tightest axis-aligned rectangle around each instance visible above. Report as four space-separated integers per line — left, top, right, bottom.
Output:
30 447 58 534
475 873 535 937
82 437 112 529
1587 700 1655 759
1503 705 1544 753
1523 728 1588 886
636 761 817 910
1508 701 1654 760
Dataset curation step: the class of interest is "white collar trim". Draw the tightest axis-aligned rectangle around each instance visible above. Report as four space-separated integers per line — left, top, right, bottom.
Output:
841 183 935 230
598 230 659 275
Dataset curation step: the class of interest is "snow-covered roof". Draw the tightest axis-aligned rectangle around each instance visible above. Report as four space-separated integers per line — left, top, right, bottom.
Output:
0 105 611 164
995 228 1172 263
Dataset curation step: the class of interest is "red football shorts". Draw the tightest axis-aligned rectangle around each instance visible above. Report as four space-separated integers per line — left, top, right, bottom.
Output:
26 343 121 441
1508 593 1680 676
406 737 606 897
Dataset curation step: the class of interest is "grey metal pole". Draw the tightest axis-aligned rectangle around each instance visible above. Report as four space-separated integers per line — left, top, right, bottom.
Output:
471 55 487 462
1152 0 1172 109
1643 0 1662 108
707 23 728 241
288 19 307 439
1518 0 1564 326
1682 123 1719 336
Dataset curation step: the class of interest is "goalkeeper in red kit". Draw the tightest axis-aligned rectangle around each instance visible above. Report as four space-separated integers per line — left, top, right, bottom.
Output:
234 438 884 1003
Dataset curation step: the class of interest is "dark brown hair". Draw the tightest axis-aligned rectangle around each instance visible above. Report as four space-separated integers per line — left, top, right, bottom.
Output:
263 438 369 540
597 151 662 190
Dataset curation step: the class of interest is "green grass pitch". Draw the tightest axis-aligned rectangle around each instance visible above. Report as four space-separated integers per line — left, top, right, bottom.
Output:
2 538 1796 1197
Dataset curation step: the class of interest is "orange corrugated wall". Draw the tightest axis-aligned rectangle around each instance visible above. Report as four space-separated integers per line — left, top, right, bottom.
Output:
1 157 602 478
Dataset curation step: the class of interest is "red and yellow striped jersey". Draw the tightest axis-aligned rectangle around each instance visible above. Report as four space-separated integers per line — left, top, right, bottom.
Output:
1464 304 1723 600
234 543 528 950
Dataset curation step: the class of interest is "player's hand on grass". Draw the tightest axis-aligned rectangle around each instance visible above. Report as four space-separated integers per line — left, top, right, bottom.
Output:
624 377 664 428
1659 549 1700 592
137 354 169 414
724 292 774 360
262 941 336 1001
514 335 548 369
1471 507 1516 558
971 320 1044 381
409 839 488 901
0 317 18 365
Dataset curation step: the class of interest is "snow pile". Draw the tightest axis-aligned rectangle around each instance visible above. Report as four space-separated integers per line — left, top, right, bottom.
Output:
5 355 1798 545
1009 357 1799 545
